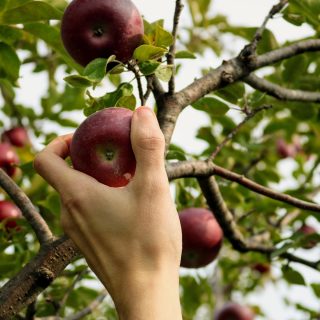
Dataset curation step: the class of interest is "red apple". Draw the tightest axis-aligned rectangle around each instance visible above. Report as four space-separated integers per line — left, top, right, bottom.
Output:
297 224 317 249
179 208 223 268
0 143 19 177
61 0 144 66
214 302 255 320
252 263 270 274
2 127 30 147
0 200 22 230
70 107 136 187
276 138 297 158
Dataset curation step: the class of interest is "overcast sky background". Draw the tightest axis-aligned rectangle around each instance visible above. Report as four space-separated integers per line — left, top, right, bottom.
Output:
10 1 319 319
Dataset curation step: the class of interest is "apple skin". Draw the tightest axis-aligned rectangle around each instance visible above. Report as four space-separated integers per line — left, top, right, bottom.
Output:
0 143 19 177
252 263 270 274
297 224 317 249
276 138 297 158
2 127 29 147
70 107 136 187
61 0 144 66
179 208 223 268
214 303 255 320
0 200 22 230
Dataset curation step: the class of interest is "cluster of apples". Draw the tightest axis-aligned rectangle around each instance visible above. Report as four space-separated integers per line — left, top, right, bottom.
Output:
0 127 27 229
0 127 29 178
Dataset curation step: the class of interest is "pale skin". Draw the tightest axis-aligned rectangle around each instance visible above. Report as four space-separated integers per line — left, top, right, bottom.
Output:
34 107 183 320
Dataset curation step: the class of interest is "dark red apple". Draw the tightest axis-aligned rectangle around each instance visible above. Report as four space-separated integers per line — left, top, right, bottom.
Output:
70 107 136 187
61 0 144 66
0 143 19 177
252 263 270 274
0 200 22 230
276 138 297 158
179 208 223 268
214 302 255 320
297 224 317 249
2 127 30 147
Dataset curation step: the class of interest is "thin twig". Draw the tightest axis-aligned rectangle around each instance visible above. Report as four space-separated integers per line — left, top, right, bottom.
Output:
0 168 53 245
241 0 288 57
65 290 108 320
168 0 184 94
57 268 89 316
208 104 272 161
128 62 145 105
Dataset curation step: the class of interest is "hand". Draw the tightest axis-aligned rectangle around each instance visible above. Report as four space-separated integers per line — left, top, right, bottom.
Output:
34 107 182 320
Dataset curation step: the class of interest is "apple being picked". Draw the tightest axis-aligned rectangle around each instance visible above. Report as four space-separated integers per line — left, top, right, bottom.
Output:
2 127 30 148
179 208 223 268
214 302 255 320
0 143 19 177
61 0 144 66
70 107 136 187
0 200 22 230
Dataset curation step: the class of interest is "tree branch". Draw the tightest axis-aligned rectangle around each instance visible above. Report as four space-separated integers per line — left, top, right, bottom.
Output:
198 177 320 271
166 160 320 213
0 236 81 320
253 39 320 69
167 0 184 94
0 168 53 245
244 73 320 102
158 39 320 148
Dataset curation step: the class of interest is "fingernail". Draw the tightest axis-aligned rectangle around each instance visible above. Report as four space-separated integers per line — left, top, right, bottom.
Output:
135 106 156 119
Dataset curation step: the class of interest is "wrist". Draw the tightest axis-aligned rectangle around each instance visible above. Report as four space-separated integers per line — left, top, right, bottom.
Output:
113 268 182 320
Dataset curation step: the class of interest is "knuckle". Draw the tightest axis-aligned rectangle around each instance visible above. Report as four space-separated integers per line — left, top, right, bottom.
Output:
137 135 165 152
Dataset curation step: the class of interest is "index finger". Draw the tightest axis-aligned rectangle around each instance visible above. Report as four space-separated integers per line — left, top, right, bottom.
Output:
33 134 78 192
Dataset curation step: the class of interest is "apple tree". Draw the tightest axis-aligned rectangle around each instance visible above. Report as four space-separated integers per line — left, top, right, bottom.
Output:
1 0 320 319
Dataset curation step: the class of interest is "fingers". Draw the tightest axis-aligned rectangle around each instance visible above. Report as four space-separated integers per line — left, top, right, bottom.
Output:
34 134 78 192
130 107 166 180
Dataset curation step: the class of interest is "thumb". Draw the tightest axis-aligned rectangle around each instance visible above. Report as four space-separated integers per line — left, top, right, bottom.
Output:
130 107 166 177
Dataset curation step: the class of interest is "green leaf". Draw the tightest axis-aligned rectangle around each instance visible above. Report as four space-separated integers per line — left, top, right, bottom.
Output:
155 65 173 82
288 0 320 30
133 45 167 62
84 83 134 116
282 266 306 285
311 283 320 298
0 25 23 45
64 75 93 88
116 95 136 110
192 97 229 116
37 192 61 214
139 60 160 75
24 23 82 72
0 1 62 24
0 0 8 12
175 50 196 59
83 58 107 83
215 82 245 104
0 42 20 82
167 144 187 161
282 55 308 83
155 24 173 47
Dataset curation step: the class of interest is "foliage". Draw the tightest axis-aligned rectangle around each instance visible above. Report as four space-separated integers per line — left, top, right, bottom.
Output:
0 0 320 319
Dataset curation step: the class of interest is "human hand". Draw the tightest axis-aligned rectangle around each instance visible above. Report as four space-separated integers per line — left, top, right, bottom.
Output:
34 107 182 319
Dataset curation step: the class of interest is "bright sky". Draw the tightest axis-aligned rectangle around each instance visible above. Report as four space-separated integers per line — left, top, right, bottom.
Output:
10 1 318 319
